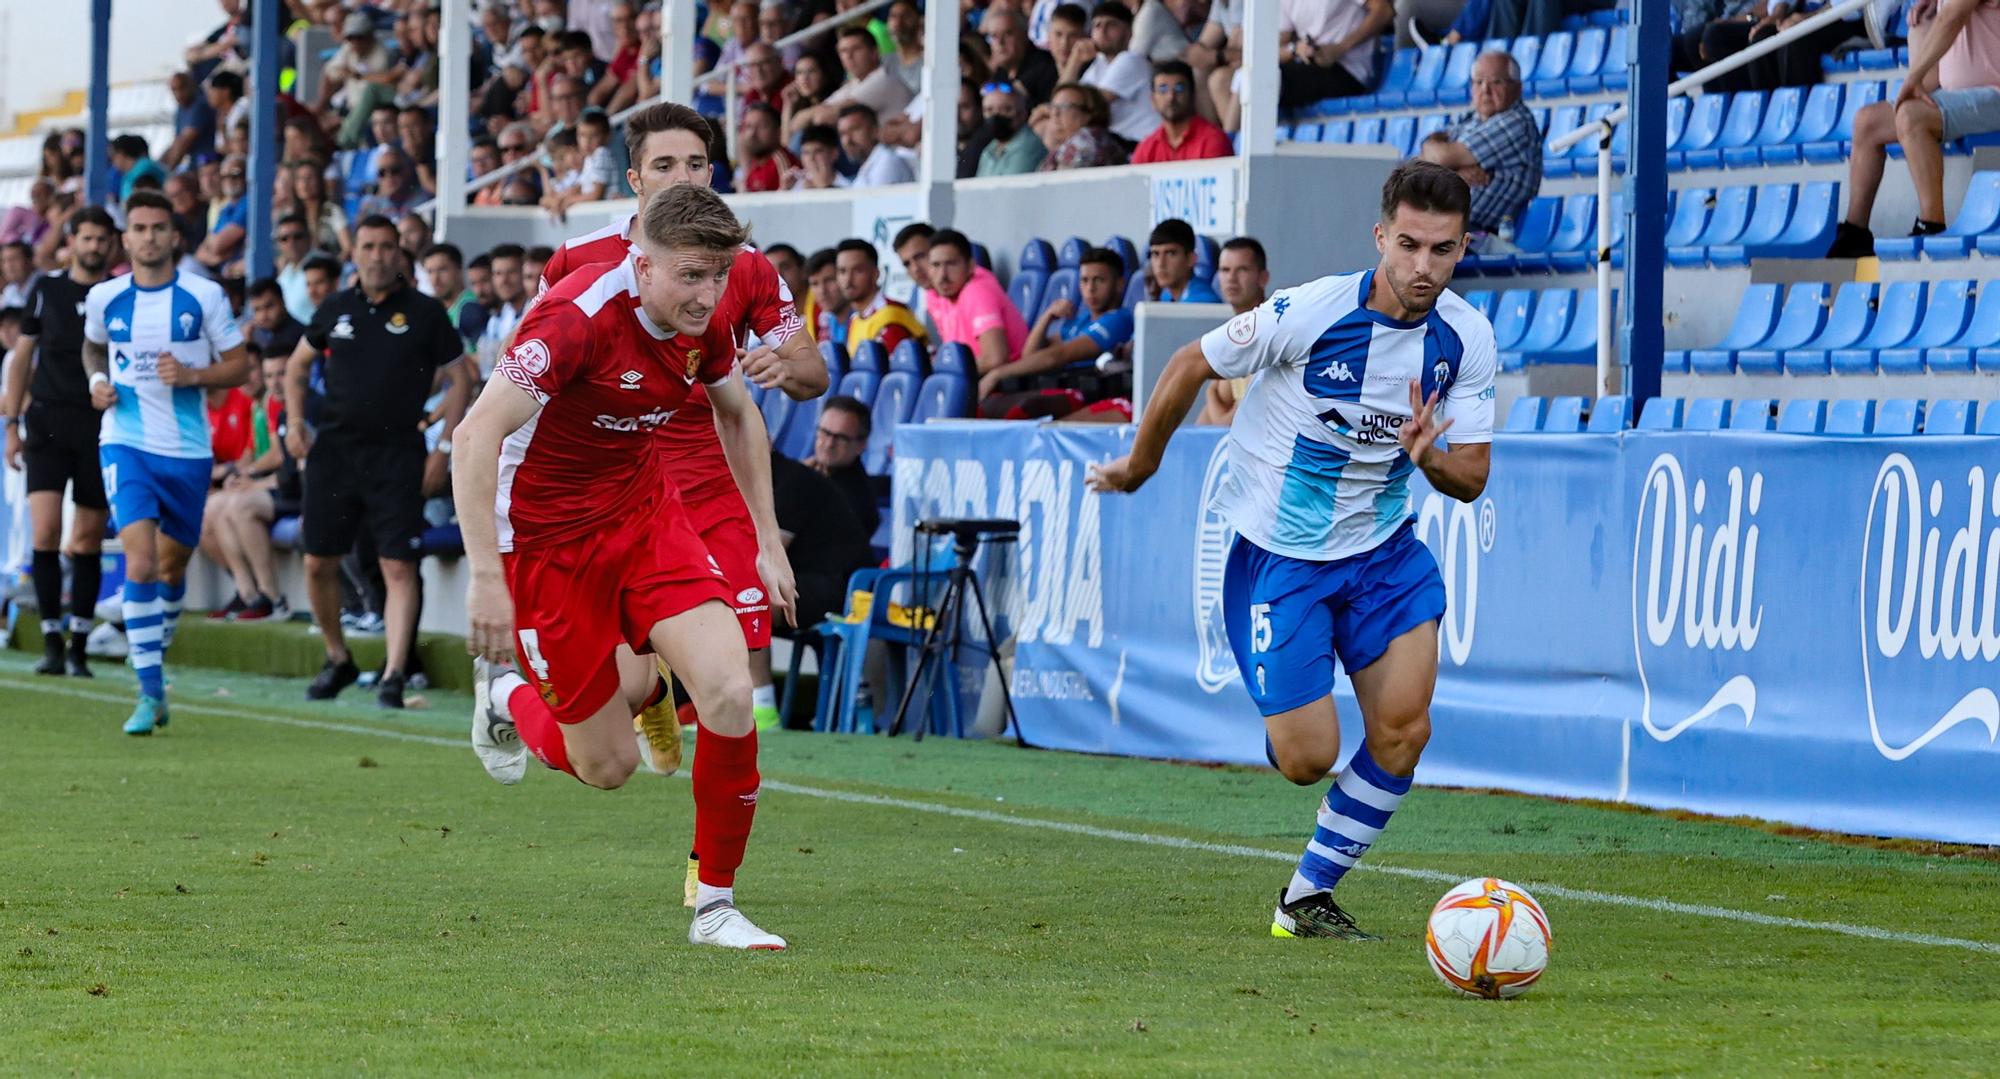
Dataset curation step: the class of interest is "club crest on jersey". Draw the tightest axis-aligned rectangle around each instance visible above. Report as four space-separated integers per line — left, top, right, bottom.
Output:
620 370 643 390
178 311 195 335
511 338 551 376
1225 309 1256 345
1432 358 1453 391
331 314 355 340
685 347 701 379
386 312 410 335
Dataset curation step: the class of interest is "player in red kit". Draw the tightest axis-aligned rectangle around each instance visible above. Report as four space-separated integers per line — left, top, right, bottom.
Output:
531 104 824 776
452 185 798 951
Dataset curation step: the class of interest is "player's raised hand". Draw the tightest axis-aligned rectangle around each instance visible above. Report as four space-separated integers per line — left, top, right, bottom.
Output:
465 573 518 665
1400 378 1455 469
156 354 190 387
756 543 800 629
1085 453 1153 494
740 343 788 391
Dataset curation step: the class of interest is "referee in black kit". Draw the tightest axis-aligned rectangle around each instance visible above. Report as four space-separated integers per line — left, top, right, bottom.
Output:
282 215 468 709
0 208 118 676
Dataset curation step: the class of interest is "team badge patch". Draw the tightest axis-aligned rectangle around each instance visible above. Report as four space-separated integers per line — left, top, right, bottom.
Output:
386 312 410 335
1226 309 1257 346
685 347 701 379
510 338 551 376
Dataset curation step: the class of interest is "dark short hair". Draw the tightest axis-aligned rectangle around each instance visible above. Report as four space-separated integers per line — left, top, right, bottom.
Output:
302 254 341 280
122 190 173 219
1380 159 1471 227
421 242 464 268
1093 0 1135 24
526 244 555 263
110 133 150 159
0 306 21 325
835 237 879 266
805 247 838 275
560 29 593 52
353 213 399 239
579 111 612 135
69 207 116 235
467 252 492 271
489 242 525 263
1152 59 1195 88
765 242 802 263
128 172 164 193
371 100 400 119
547 127 578 149
837 103 880 126
836 23 877 46
1051 2 1090 28
1078 246 1124 275
1221 236 1268 272
823 395 872 436
893 222 935 251
400 104 432 122
208 71 245 98
929 228 973 261
1148 218 1195 253
799 123 839 152
247 277 284 303
623 101 714 168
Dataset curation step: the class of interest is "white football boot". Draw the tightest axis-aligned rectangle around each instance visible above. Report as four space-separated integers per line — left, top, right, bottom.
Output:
689 901 788 951
471 657 529 785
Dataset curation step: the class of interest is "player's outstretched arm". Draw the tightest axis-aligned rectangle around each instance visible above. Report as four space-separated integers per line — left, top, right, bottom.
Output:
740 328 829 401
708 373 799 627
451 374 543 664
1086 338 1217 494
1400 379 1490 501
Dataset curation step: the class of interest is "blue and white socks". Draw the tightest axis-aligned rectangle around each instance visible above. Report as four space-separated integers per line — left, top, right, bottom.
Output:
123 580 166 701
160 579 185 649
1284 743 1413 903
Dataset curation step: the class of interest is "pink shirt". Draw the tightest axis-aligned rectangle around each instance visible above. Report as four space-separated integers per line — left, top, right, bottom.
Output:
926 266 1028 363
1939 0 2000 91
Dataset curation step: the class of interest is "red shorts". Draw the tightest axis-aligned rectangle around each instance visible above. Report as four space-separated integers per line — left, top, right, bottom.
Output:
503 499 733 723
683 486 771 650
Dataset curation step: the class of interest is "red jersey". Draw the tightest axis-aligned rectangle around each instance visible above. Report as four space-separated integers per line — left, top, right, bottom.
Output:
539 213 806 505
494 257 736 553
208 388 253 465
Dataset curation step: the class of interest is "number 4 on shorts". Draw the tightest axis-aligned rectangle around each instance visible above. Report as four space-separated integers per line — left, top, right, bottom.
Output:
517 628 551 681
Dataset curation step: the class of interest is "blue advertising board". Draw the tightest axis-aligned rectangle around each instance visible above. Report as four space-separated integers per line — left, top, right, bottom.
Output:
891 422 2000 845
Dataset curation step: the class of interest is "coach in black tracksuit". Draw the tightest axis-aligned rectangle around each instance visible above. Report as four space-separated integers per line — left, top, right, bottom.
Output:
283 216 467 710
0 208 118 677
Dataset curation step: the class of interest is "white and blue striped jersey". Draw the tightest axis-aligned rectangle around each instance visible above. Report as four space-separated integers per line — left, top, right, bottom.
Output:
1199 269 1496 562
84 272 244 460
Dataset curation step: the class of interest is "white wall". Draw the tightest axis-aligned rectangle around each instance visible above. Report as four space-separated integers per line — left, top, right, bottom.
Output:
0 0 215 128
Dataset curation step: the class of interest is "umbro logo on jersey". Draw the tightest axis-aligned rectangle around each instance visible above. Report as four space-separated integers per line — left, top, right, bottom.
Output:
1319 361 1356 383
331 315 355 340
619 370 643 390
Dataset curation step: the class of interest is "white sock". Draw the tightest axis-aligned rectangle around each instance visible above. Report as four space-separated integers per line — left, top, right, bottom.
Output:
491 671 527 722
696 883 734 910
751 684 776 711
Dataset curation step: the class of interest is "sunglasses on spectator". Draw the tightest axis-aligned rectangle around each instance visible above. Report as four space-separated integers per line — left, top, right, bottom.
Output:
1152 82 1192 96
816 427 862 445
980 81 1016 95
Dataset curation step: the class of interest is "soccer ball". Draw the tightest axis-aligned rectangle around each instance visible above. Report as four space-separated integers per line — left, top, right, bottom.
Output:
1424 877 1552 999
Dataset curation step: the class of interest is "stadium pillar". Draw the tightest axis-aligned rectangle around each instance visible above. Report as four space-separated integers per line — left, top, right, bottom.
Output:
86 0 112 208
661 0 695 109
246 0 280 282
916 0 960 223
435 0 472 234
1621 0 1669 405
1237 0 1280 160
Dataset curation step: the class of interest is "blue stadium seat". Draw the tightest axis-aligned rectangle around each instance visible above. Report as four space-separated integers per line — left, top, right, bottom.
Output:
761 386 798 447
1824 398 1875 434
1537 287 1606 363
1406 44 1451 106
838 369 881 407
1101 236 1139 276
1365 47 1421 110
931 342 974 377
848 340 888 376
1737 179 1837 260
1193 235 1219 281
1460 288 1497 319
1438 42 1479 105
1040 266 1080 322
1558 192 1624 273
1321 119 1354 144
1778 280 1878 374
819 338 847 373
1058 236 1090 267
1508 35 1544 93
1019 238 1057 272
1707 282 1826 375
1351 117 1386 146
1530 32 1575 98
1805 81 1883 164
1923 399 1978 434
910 373 972 423
1982 403 2000 435
1279 122 1301 143
1601 26 1629 90
1500 289 1576 370
1122 272 1147 309
1504 396 1546 432
1668 185 1752 266
1854 47 1899 69
1637 396 1684 429
1662 187 1714 248
1876 172 2000 259
1564 27 1609 94
1415 114 1449 144
778 395 822 459
1879 279 1974 373
1764 83 1841 164
1684 397 1733 429
1706 183 1794 267
1542 395 1587 431
1660 96 1691 155
1541 107 1585 179
864 370 920 475
1668 92 1731 170
1490 288 1537 352
1562 104 1618 173
1873 398 1922 435
1586 394 1631 431
887 338 928 375
1831 280 1927 374
1726 85 1802 168
1384 116 1419 157
1515 194 1595 273
1919 282 2000 373
1676 282 1780 374
1776 398 1828 433
1688 91 1767 170
1010 270 1047 327
970 243 992 270
1730 398 1776 430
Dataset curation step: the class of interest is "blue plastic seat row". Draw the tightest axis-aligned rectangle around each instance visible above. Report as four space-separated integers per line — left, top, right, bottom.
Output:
810 365 973 475
1458 286 1606 369
1668 278 2000 375
1508 396 2000 434
1300 29 1629 117
1662 181 1838 267
1874 171 2000 260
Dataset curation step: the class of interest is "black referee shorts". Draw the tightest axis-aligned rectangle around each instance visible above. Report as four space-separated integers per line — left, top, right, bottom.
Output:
22 401 108 510
302 435 427 561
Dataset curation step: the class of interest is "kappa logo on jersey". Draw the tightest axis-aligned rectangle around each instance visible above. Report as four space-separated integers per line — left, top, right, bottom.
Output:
1320 360 1356 383
511 338 551 376
386 312 410 335
331 314 355 340
107 316 128 334
1272 295 1291 322
1225 309 1256 346
619 370 643 390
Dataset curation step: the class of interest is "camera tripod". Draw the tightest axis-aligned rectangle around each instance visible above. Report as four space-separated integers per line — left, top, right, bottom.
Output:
886 519 1024 744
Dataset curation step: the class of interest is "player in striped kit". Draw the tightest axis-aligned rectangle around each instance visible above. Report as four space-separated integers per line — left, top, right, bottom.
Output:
82 192 251 734
1089 162 1496 939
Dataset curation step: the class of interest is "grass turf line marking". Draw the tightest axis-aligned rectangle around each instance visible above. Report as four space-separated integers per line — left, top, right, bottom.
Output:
12 675 1999 957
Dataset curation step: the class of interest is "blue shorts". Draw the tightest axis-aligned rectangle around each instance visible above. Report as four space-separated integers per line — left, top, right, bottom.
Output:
100 443 211 549
1934 86 2000 142
1223 525 1447 717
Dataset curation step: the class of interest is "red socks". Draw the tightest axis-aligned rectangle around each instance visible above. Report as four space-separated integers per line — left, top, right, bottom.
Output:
509 683 576 778
692 725 760 887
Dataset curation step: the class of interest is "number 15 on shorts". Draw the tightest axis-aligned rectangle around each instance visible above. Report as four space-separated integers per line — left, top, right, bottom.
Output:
1249 602 1274 654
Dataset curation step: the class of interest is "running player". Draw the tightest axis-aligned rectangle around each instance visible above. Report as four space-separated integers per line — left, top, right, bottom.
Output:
454 185 797 950
2 207 118 677
82 191 252 734
1087 162 1495 939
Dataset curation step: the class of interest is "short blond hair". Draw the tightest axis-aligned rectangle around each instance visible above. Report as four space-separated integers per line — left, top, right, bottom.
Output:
639 184 750 258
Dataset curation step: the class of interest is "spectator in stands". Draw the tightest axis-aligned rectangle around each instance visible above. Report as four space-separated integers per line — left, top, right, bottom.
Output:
1829 0 2000 257
738 103 800 192
595 1 645 110
804 246 852 351
162 172 205 251
110 135 165 204
196 154 249 276
781 52 838 147
421 244 488 349
926 228 1029 374
467 252 496 312
977 82 1050 174
397 216 436 291
301 255 340 322
838 104 917 186
0 242 34 309
541 73 588 137
1067 2 1161 145
802 25 916 127
766 243 810 314
837 238 928 354
977 246 1134 409
366 101 404 166
357 148 424 225
185 0 248 82
1039 83 1130 169
762 0 805 67
985 7 1061 105
1197 237 1272 425
0 180 55 248
894 221 936 322
269 215 314 323
247 276 306 364
806 395 885 533
1133 0 1213 62
201 346 291 622
539 128 588 214
884 0 927 94
524 245 555 290
1419 50 1543 241
1189 0 1246 119
719 0 763 70
1146 218 1223 302
556 29 610 102
770 444 876 661
398 107 440 196
1049 3 1094 81
741 43 793 111
289 163 349 263
321 12 402 149
162 72 216 171
791 123 844 189
1133 60 1236 163
1278 0 1392 108
475 243 527 377
206 71 248 160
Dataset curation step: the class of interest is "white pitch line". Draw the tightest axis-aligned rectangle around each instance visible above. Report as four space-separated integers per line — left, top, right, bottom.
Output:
10 675 1998 957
